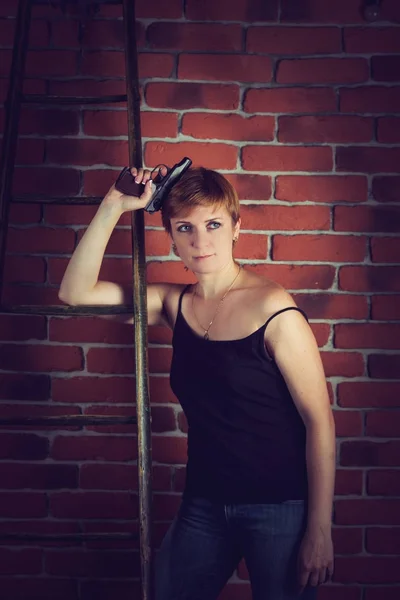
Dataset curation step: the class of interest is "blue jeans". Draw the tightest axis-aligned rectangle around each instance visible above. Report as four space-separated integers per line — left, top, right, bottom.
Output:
155 496 317 600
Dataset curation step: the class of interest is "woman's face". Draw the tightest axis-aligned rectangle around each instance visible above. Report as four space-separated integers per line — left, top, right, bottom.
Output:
170 204 240 274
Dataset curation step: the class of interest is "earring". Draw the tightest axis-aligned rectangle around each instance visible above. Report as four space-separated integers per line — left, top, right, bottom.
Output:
233 237 238 245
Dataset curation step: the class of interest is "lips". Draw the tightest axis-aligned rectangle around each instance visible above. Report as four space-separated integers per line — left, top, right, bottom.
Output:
193 254 214 259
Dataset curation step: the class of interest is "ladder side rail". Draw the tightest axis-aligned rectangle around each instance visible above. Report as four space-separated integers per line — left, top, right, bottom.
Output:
122 1 154 599
0 0 32 297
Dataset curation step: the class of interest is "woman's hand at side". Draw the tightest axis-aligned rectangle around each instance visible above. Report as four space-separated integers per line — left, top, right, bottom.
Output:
297 525 334 593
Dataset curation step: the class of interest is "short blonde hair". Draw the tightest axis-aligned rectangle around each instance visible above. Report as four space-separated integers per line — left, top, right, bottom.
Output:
161 167 240 235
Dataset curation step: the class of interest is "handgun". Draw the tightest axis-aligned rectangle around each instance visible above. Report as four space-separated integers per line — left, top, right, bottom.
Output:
115 157 192 214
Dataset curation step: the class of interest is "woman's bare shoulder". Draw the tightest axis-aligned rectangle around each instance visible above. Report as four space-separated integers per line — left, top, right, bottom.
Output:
241 268 297 314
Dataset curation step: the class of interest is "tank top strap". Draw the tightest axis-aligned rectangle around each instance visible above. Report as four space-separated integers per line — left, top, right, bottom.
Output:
177 284 192 316
265 306 308 330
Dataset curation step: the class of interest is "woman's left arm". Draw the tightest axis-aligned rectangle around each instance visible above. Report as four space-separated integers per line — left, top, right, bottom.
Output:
265 303 336 593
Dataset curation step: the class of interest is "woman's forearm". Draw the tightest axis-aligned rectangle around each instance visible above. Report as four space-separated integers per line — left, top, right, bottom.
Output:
59 201 122 304
305 412 336 533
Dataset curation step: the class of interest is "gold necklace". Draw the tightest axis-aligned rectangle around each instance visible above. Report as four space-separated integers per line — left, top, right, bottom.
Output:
192 264 242 340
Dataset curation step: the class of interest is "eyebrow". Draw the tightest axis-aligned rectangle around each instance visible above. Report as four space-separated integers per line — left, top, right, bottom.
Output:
174 217 223 225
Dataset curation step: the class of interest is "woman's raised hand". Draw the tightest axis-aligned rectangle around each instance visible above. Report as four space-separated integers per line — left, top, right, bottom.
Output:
103 166 168 214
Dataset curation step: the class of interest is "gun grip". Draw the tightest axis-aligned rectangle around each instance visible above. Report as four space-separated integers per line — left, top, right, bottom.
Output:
115 167 147 197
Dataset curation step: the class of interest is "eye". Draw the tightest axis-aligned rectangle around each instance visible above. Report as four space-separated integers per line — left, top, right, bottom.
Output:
208 221 221 230
176 224 191 233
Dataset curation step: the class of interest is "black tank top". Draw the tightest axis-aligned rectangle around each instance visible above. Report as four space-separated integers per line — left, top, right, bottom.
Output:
170 285 308 503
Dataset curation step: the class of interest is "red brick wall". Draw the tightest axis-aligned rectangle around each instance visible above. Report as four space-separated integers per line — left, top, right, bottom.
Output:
1 0 400 598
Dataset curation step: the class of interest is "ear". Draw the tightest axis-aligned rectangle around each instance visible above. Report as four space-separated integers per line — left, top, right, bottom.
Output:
233 217 241 239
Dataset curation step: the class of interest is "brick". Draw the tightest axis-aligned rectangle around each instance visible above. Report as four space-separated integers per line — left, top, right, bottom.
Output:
247 26 340 54
0 492 47 517
366 411 400 437
186 0 279 21
242 145 332 172
50 256 132 285
276 175 367 203
333 527 363 554
367 528 400 554
7 226 75 254
272 234 366 262
340 86 400 113
81 50 174 78
335 469 363 495
338 382 400 408
105 228 170 256
334 410 363 437
377 117 400 143
372 296 400 320
182 113 274 142
334 556 400 583
0 314 46 341
150 376 178 404
240 205 330 231
12 167 80 196
50 491 138 519
178 54 272 83
16 138 45 165
0 373 50 401
19 107 79 135
135 0 182 18
153 493 181 520
319 588 361 600
279 116 372 144
0 463 78 489
0 17 15 46
82 405 135 435
53 19 127 48
83 110 178 138
280 0 364 23
234 233 268 260
0 549 42 575
45 549 140 577
152 435 188 464
80 464 170 491
246 263 335 290
9 203 42 224
49 78 127 98
178 410 188 434
0 1 17 16
81 582 138 600
3 255 45 283
145 142 238 170
46 138 128 167
372 56 400 82
294 293 368 320
86 347 172 374
369 354 400 378
244 87 336 113
224 174 272 200
146 261 205 286
148 326 173 345
335 324 400 350
218 583 252 600
345 27 400 53
51 435 137 461
1 284 60 306
341 441 400 467
152 406 177 433
336 499 400 527
365 588 400 600
0 343 83 372
339 266 400 292
337 147 400 175
26 49 78 76
368 470 400 495
45 205 97 226
0 404 80 431
277 58 368 84
371 237 400 263
146 82 239 110
148 22 242 51
0 577 78 600
372 176 400 203
49 318 133 344
0 433 48 459
321 351 364 377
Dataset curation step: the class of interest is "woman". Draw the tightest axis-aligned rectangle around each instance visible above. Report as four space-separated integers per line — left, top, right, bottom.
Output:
59 165 335 600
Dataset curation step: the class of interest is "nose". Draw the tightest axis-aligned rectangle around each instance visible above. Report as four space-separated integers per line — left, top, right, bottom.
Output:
191 228 209 249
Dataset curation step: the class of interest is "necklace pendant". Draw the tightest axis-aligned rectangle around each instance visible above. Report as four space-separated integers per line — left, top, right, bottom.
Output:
204 331 209 341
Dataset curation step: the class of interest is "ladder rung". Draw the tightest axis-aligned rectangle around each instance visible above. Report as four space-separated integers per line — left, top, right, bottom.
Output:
0 532 136 543
0 305 133 315
13 195 103 205
0 415 136 426
22 94 127 106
